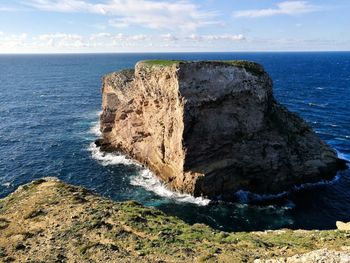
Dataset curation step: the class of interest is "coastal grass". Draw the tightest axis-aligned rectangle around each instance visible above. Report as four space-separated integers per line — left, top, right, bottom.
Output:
0 178 349 262
223 60 265 76
140 59 265 76
141 60 184 67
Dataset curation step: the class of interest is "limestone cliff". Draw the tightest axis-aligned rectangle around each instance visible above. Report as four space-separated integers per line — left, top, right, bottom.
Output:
99 60 347 198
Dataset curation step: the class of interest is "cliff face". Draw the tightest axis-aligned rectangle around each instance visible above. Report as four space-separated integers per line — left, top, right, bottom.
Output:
100 60 346 198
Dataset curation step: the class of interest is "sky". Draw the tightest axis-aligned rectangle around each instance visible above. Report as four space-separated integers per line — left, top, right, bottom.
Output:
0 0 349 53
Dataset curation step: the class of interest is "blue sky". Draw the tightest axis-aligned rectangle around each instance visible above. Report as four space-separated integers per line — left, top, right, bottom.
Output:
0 0 349 53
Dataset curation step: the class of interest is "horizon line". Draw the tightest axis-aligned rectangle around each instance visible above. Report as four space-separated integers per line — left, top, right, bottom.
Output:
0 50 350 55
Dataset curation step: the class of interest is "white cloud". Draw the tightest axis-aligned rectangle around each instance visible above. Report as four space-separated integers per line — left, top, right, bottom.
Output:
25 0 219 32
129 34 147 41
89 32 112 40
1 31 347 53
162 33 178 41
0 31 247 53
234 1 318 18
0 33 28 51
189 34 245 41
0 32 27 42
24 0 94 12
108 19 129 28
34 33 85 48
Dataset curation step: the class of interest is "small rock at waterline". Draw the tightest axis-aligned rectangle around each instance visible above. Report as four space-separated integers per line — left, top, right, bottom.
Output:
336 221 350 231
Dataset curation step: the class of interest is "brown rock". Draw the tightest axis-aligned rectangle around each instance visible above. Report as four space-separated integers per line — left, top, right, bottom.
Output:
99 60 347 198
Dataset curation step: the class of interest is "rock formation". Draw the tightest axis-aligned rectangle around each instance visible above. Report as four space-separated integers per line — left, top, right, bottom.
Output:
336 221 350 231
99 60 347 198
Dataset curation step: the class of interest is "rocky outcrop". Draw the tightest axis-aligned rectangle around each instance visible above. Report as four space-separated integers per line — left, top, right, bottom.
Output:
336 221 350 231
1 178 350 262
100 60 347 198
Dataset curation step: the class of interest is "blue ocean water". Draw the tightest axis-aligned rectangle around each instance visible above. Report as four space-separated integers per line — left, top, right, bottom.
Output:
0 52 349 231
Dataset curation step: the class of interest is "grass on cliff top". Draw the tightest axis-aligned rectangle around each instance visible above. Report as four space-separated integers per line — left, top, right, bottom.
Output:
223 60 265 76
1 178 349 262
141 59 265 76
141 60 184 67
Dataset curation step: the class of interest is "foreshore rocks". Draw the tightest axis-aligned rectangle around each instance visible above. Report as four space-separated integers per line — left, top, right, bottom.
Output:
99 60 347 198
336 221 350 231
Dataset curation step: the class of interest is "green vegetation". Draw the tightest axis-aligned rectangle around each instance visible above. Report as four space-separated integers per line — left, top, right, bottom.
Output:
141 59 184 67
140 59 265 76
0 178 349 262
224 60 265 76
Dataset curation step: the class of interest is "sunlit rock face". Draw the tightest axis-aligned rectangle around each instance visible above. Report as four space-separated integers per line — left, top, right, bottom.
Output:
100 60 347 199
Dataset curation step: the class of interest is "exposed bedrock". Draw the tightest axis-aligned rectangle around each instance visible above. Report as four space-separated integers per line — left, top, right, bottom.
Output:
99 60 347 198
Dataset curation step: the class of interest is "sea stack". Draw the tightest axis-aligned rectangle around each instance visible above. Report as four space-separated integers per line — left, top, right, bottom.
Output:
99 60 347 198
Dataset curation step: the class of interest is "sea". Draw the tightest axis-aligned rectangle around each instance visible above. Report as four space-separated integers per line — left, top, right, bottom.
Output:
0 52 349 232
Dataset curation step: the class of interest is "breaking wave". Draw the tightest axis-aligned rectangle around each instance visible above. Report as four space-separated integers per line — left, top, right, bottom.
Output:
88 140 210 206
130 169 210 206
234 173 342 204
234 148 349 204
88 112 348 207
88 142 135 166
89 121 102 137
88 111 102 137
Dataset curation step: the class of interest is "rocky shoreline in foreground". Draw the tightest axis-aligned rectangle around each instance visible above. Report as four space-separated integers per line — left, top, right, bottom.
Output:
1 177 350 262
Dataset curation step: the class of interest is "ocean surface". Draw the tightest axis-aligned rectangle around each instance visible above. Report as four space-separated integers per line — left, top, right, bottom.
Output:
0 52 349 232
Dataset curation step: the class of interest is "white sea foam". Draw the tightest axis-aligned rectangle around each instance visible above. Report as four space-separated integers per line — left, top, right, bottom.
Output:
1 182 11 188
130 169 210 206
88 111 102 137
88 112 348 207
88 142 135 166
336 149 350 162
89 121 102 137
293 174 341 191
234 173 342 204
234 149 349 204
88 141 210 206
308 102 328 108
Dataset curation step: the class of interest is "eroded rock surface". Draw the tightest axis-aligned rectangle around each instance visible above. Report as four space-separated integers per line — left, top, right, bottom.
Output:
100 60 347 198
